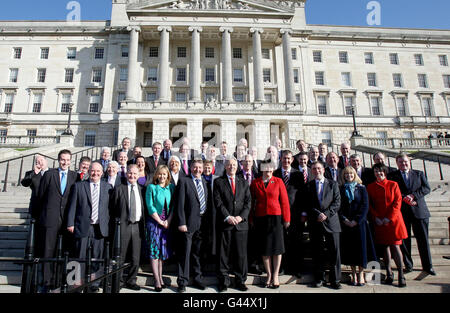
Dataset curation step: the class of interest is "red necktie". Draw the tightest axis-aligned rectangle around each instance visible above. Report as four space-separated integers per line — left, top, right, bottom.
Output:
155 156 158 167
344 157 349 167
80 172 84 180
303 170 308 184
230 177 235 196
212 165 215 175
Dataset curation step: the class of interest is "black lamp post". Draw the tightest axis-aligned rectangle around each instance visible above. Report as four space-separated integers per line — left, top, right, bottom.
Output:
351 103 361 138
62 102 74 136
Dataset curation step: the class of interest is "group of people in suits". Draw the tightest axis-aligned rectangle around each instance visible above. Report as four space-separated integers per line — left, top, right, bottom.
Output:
20 136 436 292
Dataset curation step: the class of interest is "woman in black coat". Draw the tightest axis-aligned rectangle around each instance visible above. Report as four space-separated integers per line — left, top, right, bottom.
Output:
339 166 376 286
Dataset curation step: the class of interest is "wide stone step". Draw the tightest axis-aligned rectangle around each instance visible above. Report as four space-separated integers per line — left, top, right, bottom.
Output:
429 229 449 238
0 232 27 240
0 249 24 258
0 271 21 285
0 226 29 233
412 256 449 266
0 219 30 226
0 213 30 219
428 211 450 217
411 244 450 256
0 262 22 271
0 240 26 249
0 208 29 213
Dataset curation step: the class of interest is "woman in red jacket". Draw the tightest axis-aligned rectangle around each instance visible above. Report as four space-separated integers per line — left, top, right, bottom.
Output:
367 163 408 287
250 160 290 289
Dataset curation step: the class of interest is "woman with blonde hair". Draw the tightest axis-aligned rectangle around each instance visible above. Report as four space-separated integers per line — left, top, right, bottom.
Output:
145 165 175 292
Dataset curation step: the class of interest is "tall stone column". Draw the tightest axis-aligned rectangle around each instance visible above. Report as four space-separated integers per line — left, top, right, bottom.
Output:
157 26 172 102
254 120 270 159
220 27 233 102
125 26 141 101
220 119 237 152
152 118 170 144
189 27 202 102
250 28 264 103
281 29 296 103
187 118 203 152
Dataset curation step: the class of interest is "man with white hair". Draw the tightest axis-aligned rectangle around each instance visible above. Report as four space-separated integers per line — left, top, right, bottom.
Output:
95 147 111 172
350 154 371 185
162 139 173 161
207 146 224 177
308 146 320 168
102 161 124 188
266 146 280 169
338 142 351 169
21 154 49 218
238 138 248 150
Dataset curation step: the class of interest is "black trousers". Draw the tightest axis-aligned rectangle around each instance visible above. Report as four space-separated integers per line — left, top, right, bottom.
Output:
218 229 248 286
120 223 141 285
282 222 305 274
401 209 432 271
310 227 341 283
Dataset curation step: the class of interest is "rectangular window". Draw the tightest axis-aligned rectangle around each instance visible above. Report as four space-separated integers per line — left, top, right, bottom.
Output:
263 68 271 83
396 97 407 116
321 131 332 147
233 93 244 102
13 47 22 59
418 74 428 88
27 129 37 144
371 96 381 116
439 55 448 66
390 53 399 65
264 94 272 103
147 67 157 82
120 67 128 82
422 98 433 116
341 72 351 87
262 48 270 59
393 73 403 88
293 69 299 84
313 51 322 62
176 92 186 102
89 95 100 113
205 68 215 82
4 94 14 113
117 92 126 109
40 48 49 59
32 94 42 113
95 47 105 59
92 68 102 83
149 47 159 58
205 47 214 58
121 45 129 58
317 95 327 115
9 68 18 83
415 54 424 66
0 129 7 143
61 94 71 113
84 131 96 147
344 96 354 115
291 48 297 60
37 69 46 83
65 68 74 83
295 93 301 103
146 92 156 102
67 47 76 59
176 68 186 81
365 52 374 64
233 68 243 82
177 47 186 58
339 51 348 63
315 71 325 85
444 75 450 88
367 73 377 87
233 48 242 59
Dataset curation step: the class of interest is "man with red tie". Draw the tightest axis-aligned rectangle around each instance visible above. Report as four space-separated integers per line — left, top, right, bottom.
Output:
338 142 351 169
76 156 91 182
207 146 225 177
146 142 166 174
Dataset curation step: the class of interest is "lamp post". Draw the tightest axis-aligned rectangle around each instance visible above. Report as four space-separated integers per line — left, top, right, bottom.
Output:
62 102 74 136
351 103 361 138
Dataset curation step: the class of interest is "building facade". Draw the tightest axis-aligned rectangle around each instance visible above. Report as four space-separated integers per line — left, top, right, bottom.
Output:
0 0 449 158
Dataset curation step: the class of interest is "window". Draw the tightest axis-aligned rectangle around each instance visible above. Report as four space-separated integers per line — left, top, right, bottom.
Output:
121 45 129 58
92 68 102 83
264 94 272 103
176 68 186 82
317 95 327 115
149 47 159 58
0 129 7 143
61 94 71 113
315 71 325 85
27 129 37 144
444 75 450 88
37 69 46 83
205 47 214 58
120 67 128 82
396 97 407 116
390 53 399 65
176 92 186 102
365 52 374 64
233 69 243 82
95 47 105 59
321 131 332 147
9 69 18 83
418 74 428 88
393 73 403 88
233 93 244 102
291 48 297 60
4 94 14 113
205 93 216 102
117 92 126 109
147 67 157 82
341 72 351 87
313 51 322 62
205 68 215 82
439 55 448 66
344 96 354 115
295 93 301 103
40 48 49 59
339 51 348 63
293 69 299 84
84 131 96 146
146 92 157 102
13 47 22 59
177 47 186 58
65 68 74 83
415 54 424 66
32 94 42 113
371 96 381 116
422 97 433 116
262 48 270 59
67 47 76 59
367 73 377 87
89 95 100 113
233 48 242 59
263 68 271 83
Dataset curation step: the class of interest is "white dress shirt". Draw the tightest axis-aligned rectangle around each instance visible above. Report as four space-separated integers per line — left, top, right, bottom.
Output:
171 171 179 185
108 175 117 186
90 181 100 224
127 182 142 222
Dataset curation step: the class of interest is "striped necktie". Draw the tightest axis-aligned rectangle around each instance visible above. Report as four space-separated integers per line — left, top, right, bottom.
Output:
195 179 206 215
283 171 289 186
91 183 99 224
303 169 308 184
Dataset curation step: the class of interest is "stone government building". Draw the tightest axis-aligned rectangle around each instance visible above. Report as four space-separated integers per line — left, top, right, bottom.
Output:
0 0 449 158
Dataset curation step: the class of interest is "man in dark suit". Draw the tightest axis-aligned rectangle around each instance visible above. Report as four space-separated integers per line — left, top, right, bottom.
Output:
307 146 320 168
146 142 167 174
214 158 251 292
103 161 126 187
324 152 341 183
338 142 351 169
179 143 192 176
117 151 129 179
21 154 49 219
112 137 134 161
350 154 372 186
365 152 396 185
306 161 342 289
67 162 113 292
207 146 224 177
37 149 77 291
388 153 435 276
110 164 146 291
201 160 219 261
161 139 173 162
237 154 259 185
94 147 111 172
292 139 308 169
175 160 209 292
249 146 261 175
318 143 328 164
76 156 91 182
126 146 142 165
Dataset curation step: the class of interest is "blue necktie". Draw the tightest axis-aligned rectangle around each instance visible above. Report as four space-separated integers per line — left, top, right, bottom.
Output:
195 179 206 215
402 172 410 189
60 172 67 194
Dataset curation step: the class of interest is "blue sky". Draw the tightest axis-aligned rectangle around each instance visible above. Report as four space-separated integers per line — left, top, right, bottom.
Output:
0 0 449 29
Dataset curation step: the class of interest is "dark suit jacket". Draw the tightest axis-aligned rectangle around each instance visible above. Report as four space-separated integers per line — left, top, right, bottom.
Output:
213 161 225 177
357 167 373 186
387 170 431 219
67 180 113 238
252 160 261 175
102 175 126 188
305 178 341 233
94 159 110 172
161 149 173 162
273 168 302 207
76 171 89 182
146 155 167 174
179 159 192 176
112 149 134 162
213 175 251 232
338 155 350 169
21 170 45 218
37 168 77 228
339 184 369 224
170 170 186 186
175 176 208 233
324 167 341 183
